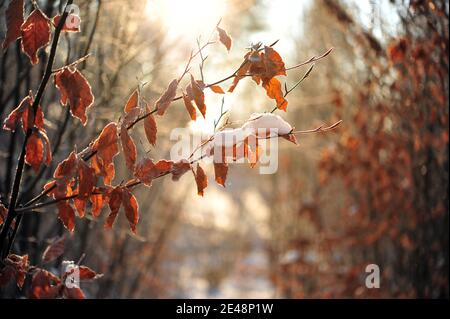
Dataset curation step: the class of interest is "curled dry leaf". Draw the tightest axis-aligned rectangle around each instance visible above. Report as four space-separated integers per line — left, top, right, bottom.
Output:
30 269 61 299
0 254 29 289
194 164 208 196
42 236 65 264
104 186 122 229
57 201 76 232
262 78 288 111
134 158 174 186
91 123 119 185
190 75 206 118
3 95 32 132
25 131 44 173
144 106 157 146
217 26 232 51
54 67 94 125
20 8 51 65
122 188 139 234
214 162 228 187
120 125 137 171
155 79 178 116
182 92 197 121
124 89 139 113
77 160 96 198
90 188 109 218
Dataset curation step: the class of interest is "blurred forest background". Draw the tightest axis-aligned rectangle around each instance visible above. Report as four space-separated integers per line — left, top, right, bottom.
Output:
0 0 448 298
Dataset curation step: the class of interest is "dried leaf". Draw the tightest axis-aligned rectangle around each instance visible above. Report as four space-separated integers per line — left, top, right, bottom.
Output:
124 89 139 113
2 0 24 50
53 14 81 33
120 125 137 171
209 85 225 94
42 237 65 264
194 164 208 196
190 75 206 118
122 188 139 234
25 131 44 173
77 160 95 198
171 159 191 181
21 8 51 65
217 26 232 51
144 107 157 146
104 187 122 229
182 92 197 121
134 158 173 186
57 201 75 232
214 162 228 187
3 95 32 132
155 79 178 116
262 78 288 111
54 67 94 125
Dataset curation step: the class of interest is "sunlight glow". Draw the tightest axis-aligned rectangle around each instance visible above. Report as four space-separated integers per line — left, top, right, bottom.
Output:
145 0 226 41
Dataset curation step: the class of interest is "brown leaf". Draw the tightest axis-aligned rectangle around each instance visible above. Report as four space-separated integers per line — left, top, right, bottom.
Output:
92 123 119 185
21 8 51 65
194 164 208 196
2 0 24 50
122 188 139 234
104 187 122 229
57 201 76 232
172 159 191 181
120 125 137 171
209 85 225 94
54 151 77 180
155 79 178 116
182 92 197 121
78 266 101 281
25 131 44 173
214 162 228 187
38 129 52 166
77 160 95 198
90 189 108 218
263 46 287 79
30 269 61 299
54 67 94 125
190 75 206 118
0 254 29 289
42 236 65 264
73 198 86 218
124 89 139 113
134 158 173 186
22 104 45 133
144 108 157 146
281 133 298 145
3 95 32 132
217 26 232 51
262 78 288 111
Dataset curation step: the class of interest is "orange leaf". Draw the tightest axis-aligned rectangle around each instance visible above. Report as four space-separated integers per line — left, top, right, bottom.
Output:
124 89 139 113
38 129 52 166
194 164 208 196
281 133 298 145
155 79 178 116
54 151 77 180
190 75 206 118
42 236 65 264
120 125 137 171
20 8 51 65
57 201 75 232
214 162 228 187
54 67 94 125
25 131 44 173
90 189 108 218
73 198 86 218
209 85 225 94
104 186 122 229
3 95 32 132
53 14 81 32
263 46 287 78
92 123 119 185
78 266 101 281
30 269 61 299
217 26 232 51
22 104 45 133
262 78 288 111
122 188 139 234
144 107 157 146
182 92 197 121
2 0 24 50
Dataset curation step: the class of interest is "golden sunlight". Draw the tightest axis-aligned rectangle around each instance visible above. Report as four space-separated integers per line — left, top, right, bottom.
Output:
145 0 226 40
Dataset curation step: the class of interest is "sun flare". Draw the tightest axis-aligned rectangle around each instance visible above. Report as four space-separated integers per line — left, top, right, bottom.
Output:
145 0 226 40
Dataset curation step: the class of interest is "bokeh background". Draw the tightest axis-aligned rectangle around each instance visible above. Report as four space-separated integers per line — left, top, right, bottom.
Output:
0 0 448 298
